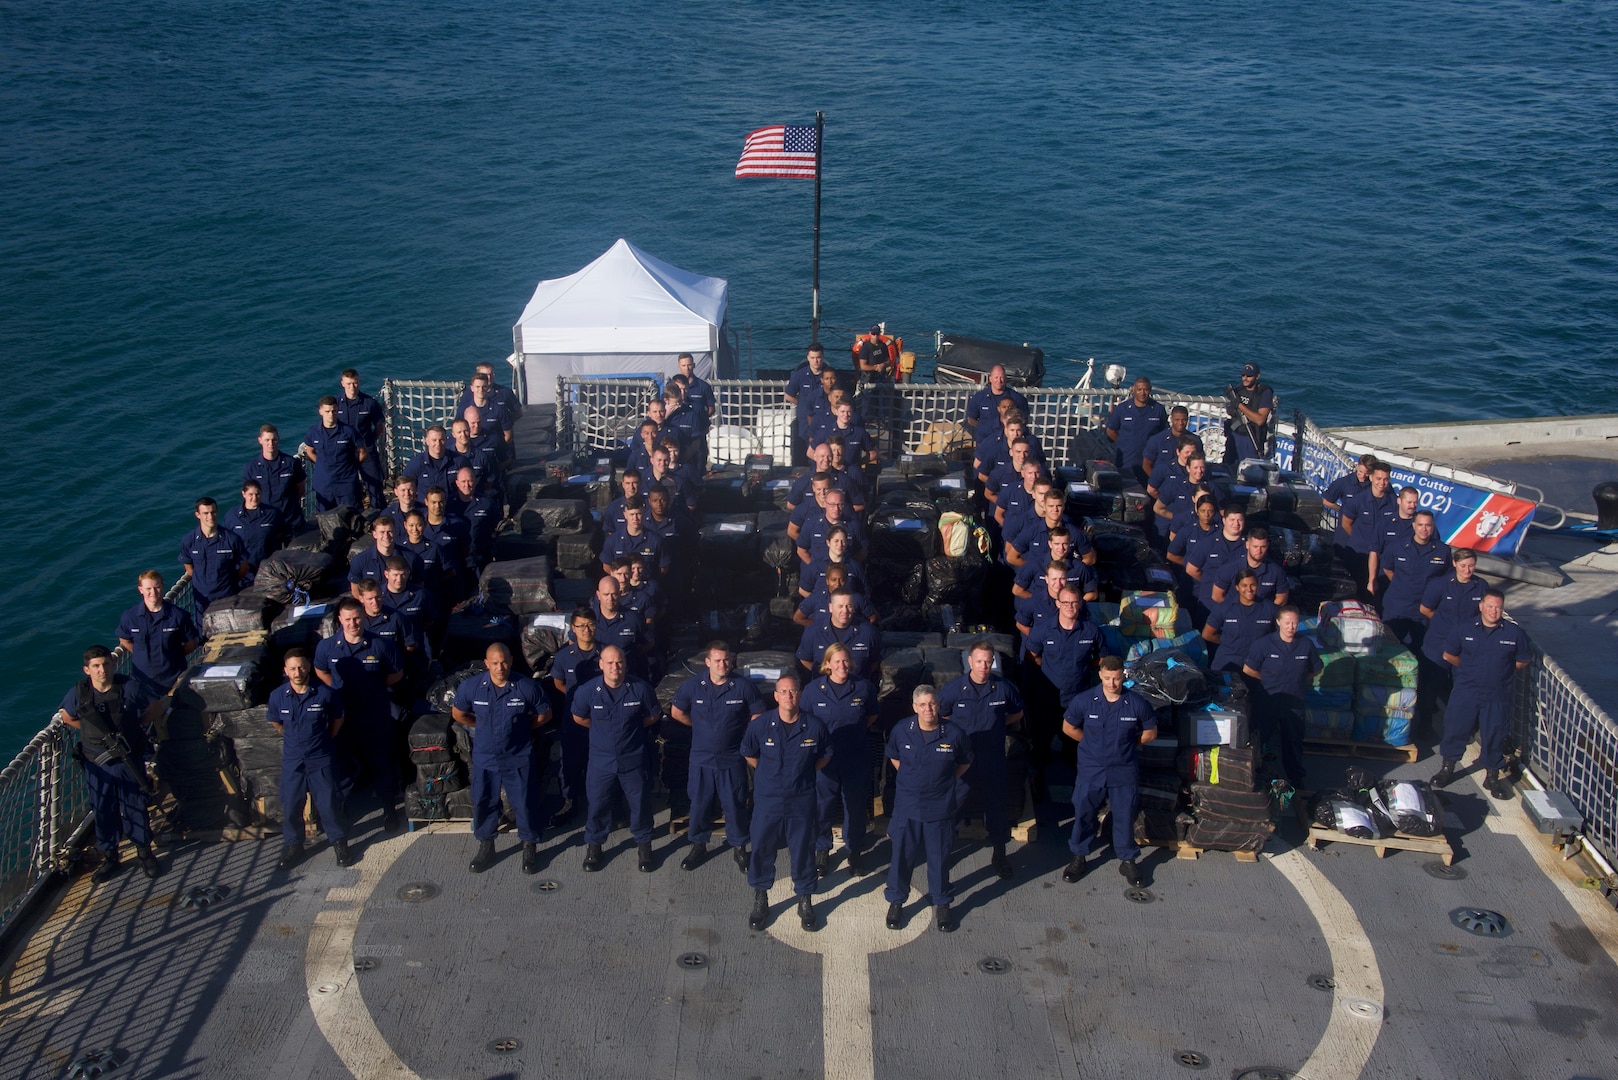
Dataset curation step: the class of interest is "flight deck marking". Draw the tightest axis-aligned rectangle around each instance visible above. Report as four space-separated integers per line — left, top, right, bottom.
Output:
1269 848 1384 1080
765 874 927 1080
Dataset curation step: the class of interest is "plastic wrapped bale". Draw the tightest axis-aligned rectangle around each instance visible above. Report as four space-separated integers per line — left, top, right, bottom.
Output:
1317 600 1385 655
878 648 926 702
554 531 605 577
698 513 762 572
1189 782 1273 824
1268 526 1331 571
516 498 592 536
229 735 284 777
1185 815 1275 852
406 783 475 823
919 648 963 689
1118 592 1188 639
268 597 341 650
210 708 281 741
185 653 267 713
415 759 468 793
1355 640 1419 689
1304 707 1356 740
492 527 555 563
697 469 756 515
443 603 519 668
1308 791 1388 839
200 594 276 637
426 662 487 715
1311 648 1357 691
1124 650 1209 709
1138 769 1185 812
520 614 569 675
655 672 691 715
867 508 940 563
866 559 925 606
408 713 457 764
478 556 557 615
1125 630 1206 666
1133 809 1188 846
736 650 798 691
924 554 988 611
252 551 338 604
1371 779 1443 837
316 505 369 547
1178 743 1259 791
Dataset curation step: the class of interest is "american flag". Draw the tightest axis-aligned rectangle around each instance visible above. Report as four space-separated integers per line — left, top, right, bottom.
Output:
735 125 818 179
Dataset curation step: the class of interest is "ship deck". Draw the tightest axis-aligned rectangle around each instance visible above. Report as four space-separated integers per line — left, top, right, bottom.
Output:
3 408 1617 1080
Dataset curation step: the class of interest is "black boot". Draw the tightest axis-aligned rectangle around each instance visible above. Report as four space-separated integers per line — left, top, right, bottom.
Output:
886 902 904 930
1432 759 1458 788
814 850 830 876
1061 855 1086 883
680 843 708 871
521 842 541 875
638 842 655 873
1118 859 1143 888
992 843 1013 879
732 845 749 873
381 809 401 833
1485 769 1515 801
137 845 161 879
549 799 579 827
798 894 818 932
470 839 497 874
332 839 355 868
92 853 121 884
748 889 770 931
278 844 304 871
583 843 604 872
845 848 866 876
934 904 956 933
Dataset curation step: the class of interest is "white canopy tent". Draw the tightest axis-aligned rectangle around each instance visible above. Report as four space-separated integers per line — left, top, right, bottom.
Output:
511 238 736 404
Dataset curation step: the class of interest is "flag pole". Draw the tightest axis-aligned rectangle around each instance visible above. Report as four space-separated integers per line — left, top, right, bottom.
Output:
812 110 823 343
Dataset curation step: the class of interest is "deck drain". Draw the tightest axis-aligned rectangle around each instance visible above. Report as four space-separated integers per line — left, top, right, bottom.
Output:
530 879 561 894
178 885 229 910
676 952 709 970
66 1048 129 1078
1173 1048 1209 1069
1124 887 1155 904
1343 997 1383 1020
1424 861 1468 880
1308 974 1336 992
487 1037 522 1054
977 956 1010 974
1450 907 1512 937
352 957 378 972
396 882 440 904
314 983 340 995
1234 1070 1298 1080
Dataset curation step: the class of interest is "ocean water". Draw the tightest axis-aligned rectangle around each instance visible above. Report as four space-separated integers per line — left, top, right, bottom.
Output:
3 0 1615 750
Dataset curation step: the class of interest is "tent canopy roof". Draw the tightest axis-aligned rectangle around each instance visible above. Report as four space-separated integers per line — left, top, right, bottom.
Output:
514 238 728 354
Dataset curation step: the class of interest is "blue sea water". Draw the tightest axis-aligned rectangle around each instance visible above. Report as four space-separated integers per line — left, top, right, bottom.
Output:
2 0 1615 750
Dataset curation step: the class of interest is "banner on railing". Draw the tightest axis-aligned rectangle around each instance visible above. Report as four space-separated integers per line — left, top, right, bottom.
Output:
1275 432 1538 557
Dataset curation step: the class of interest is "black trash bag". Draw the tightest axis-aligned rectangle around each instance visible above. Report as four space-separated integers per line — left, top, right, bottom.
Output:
426 662 485 715
316 505 369 548
415 759 468 793
1309 790 1387 839
478 556 557 616
1371 779 1443 837
408 714 456 763
251 550 337 604
1126 650 1209 707
521 619 567 675
200 594 276 637
924 554 988 607
516 498 591 535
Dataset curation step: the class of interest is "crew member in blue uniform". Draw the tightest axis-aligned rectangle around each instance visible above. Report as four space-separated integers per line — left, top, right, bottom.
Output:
55 645 165 882
1417 548 1486 740
223 479 283 575
1338 461 1393 601
572 645 660 873
938 641 1025 879
1202 569 1279 673
796 590 880 678
353 580 417 704
347 515 423 596
884 685 973 933
1167 495 1220 609
245 423 307 532
675 353 715 441
1186 505 1249 626
1380 509 1451 649
1011 529 1099 600
801 643 880 877
451 414 501 493
1014 562 1078 637
452 643 551 875
1242 606 1323 789
1061 655 1158 887
600 499 668 578
302 396 367 511
1007 488 1095 570
455 361 523 436
180 497 248 614
590 575 651 677
381 558 438 660
964 365 1030 440
423 484 473 600
399 511 450 597
336 369 386 509
1322 454 1377 567
314 597 405 830
1025 583 1102 716
380 476 423 537
795 491 867 565
268 647 353 870
1141 405 1204 478
450 466 501 571
1150 452 1210 550
793 565 877 627
741 673 830 932
1105 376 1168 483
1222 362 1274 465
1209 528 1290 607
671 642 767 871
404 425 461 504
464 373 515 454
1433 589 1532 800
1365 486 1420 609
547 608 600 827
784 347 832 462
116 570 200 698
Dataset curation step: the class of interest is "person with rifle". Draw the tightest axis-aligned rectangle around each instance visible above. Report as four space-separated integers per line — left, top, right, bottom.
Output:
54 645 167 882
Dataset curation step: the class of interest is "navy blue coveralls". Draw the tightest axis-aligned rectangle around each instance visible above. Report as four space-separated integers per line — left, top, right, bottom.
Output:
1105 397 1168 483
267 680 348 846
796 620 880 679
59 677 154 856
1224 382 1273 464
335 389 385 508
937 673 1024 846
244 450 306 532
116 600 198 698
1243 632 1322 787
1026 614 1102 710
885 717 973 907
1064 687 1158 863
801 675 879 856
1381 536 1451 648
314 632 403 810
741 710 830 896
180 526 245 613
549 643 600 806
1440 616 1532 771
1205 597 1279 673
1418 573 1487 734
1339 487 1394 599
573 675 659 845
675 675 766 850
453 672 549 842
304 420 364 511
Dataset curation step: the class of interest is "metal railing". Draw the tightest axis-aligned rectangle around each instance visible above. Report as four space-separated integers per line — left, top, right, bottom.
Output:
380 378 468 478
1514 649 1618 871
0 575 195 941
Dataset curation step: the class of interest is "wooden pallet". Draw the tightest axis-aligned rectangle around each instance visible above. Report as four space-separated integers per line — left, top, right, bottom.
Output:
1304 823 1454 864
1155 838 1261 863
958 818 1039 843
1303 736 1419 764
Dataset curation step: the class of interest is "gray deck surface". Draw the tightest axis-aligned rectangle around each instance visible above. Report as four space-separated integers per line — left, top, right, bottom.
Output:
4 749 1616 1080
